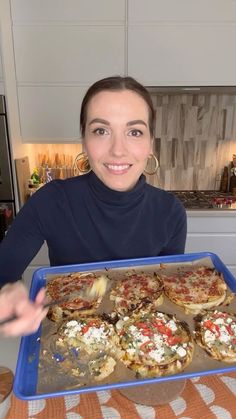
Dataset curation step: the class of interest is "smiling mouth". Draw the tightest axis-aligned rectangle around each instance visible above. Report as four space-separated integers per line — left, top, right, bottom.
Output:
104 164 131 172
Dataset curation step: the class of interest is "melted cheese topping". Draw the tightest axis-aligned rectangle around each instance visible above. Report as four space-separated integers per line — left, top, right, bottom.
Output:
88 275 108 298
163 267 226 305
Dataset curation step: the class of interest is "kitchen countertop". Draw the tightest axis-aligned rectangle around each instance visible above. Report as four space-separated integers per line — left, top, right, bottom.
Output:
187 209 236 216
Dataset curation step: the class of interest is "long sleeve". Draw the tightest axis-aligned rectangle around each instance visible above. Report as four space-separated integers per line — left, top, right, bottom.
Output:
0 197 45 285
159 198 187 256
0 172 188 287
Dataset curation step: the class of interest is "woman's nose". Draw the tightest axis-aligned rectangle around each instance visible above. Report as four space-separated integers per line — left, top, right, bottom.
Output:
109 133 126 156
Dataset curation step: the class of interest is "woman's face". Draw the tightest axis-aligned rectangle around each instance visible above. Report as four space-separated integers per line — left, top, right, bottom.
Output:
83 89 153 191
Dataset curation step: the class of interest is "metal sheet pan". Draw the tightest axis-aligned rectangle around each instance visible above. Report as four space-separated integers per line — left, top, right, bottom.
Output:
13 252 236 400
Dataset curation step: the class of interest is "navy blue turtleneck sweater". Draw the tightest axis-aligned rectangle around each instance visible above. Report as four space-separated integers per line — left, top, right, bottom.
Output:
0 172 187 286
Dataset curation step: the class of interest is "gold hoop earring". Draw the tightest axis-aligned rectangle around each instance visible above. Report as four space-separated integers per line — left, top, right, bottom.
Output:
73 152 91 176
144 154 159 175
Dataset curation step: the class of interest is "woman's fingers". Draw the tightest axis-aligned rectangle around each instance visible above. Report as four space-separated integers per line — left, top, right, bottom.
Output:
0 305 47 337
0 282 48 336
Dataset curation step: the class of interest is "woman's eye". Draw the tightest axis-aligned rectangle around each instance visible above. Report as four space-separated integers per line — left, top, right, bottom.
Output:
92 128 108 136
128 129 143 137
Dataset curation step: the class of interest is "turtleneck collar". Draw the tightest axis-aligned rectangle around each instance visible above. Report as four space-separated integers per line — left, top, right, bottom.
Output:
87 171 146 206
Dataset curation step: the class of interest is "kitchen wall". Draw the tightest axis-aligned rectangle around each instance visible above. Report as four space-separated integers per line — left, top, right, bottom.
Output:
26 91 236 190
28 143 82 174
0 45 4 94
146 91 236 190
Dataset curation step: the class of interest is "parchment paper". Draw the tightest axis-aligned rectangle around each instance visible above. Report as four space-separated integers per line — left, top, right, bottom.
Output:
36 256 236 394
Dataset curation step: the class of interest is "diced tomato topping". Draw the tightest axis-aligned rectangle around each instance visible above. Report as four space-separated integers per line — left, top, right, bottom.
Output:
179 278 186 284
184 296 193 302
140 340 154 351
226 325 234 336
81 325 89 334
152 320 164 328
141 329 153 337
136 322 148 329
204 320 220 337
167 335 182 346
155 324 172 336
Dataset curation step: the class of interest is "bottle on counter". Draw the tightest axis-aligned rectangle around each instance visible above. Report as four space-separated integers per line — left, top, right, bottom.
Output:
229 154 236 194
220 166 229 192
31 167 40 185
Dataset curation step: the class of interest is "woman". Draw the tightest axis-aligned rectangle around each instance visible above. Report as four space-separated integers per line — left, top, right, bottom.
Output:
0 76 186 336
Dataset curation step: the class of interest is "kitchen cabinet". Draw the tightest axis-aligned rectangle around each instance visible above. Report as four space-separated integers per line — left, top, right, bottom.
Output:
186 211 236 277
128 0 236 86
5 0 126 142
3 0 236 141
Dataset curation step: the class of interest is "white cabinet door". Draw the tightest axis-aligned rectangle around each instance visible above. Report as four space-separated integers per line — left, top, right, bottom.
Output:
128 0 236 22
18 86 87 141
185 233 236 266
11 0 125 22
186 213 236 277
128 0 236 86
128 25 236 86
14 25 125 142
13 26 125 85
9 1 126 142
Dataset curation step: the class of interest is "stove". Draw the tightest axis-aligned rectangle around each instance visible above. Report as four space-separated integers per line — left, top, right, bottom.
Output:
172 191 236 210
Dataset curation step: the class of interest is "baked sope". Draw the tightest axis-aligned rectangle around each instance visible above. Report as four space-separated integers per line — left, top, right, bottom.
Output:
194 310 236 362
161 267 230 314
116 311 194 378
110 271 164 316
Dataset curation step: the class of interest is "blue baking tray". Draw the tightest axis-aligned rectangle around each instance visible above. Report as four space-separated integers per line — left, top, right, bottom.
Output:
13 251 236 400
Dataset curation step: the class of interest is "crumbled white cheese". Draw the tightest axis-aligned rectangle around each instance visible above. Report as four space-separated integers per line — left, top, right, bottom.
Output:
204 330 216 343
231 323 236 332
116 319 125 330
126 348 136 355
64 320 83 338
153 334 164 346
168 320 178 332
66 320 80 327
176 347 187 357
129 325 138 333
83 326 108 344
219 330 231 344
215 318 224 325
149 347 165 363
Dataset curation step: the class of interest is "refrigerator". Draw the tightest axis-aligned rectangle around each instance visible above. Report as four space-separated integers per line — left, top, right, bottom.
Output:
0 95 15 241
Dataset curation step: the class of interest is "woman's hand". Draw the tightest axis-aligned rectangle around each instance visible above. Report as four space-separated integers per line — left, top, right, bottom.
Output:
0 282 48 337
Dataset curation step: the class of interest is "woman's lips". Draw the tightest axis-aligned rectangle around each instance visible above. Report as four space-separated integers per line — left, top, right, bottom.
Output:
104 163 131 174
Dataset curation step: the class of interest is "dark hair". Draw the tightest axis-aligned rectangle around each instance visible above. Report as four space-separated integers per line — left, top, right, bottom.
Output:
80 76 155 138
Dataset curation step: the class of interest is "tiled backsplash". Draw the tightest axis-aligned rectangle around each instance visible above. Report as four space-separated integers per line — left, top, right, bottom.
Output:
147 91 236 190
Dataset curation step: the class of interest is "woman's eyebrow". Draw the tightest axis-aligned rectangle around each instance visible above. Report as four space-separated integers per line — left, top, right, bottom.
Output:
127 120 147 127
88 118 110 126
